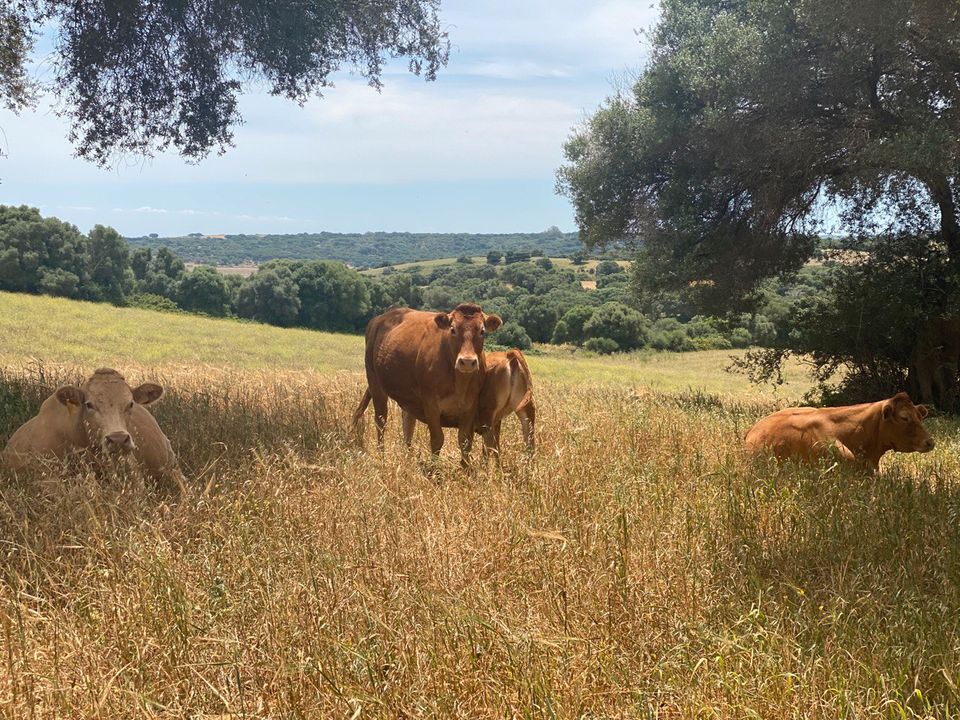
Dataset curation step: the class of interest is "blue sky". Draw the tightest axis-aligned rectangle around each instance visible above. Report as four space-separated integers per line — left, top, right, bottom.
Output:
0 1 659 237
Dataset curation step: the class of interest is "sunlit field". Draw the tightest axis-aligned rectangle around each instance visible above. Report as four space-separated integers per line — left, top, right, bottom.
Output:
2 291 960 718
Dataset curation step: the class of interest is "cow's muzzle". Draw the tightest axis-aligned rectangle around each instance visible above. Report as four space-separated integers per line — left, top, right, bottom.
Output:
921 437 936 452
102 431 135 453
456 356 479 373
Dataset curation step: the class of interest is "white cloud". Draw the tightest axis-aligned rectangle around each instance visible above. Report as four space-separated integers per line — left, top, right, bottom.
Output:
459 61 574 80
0 0 663 234
107 205 297 223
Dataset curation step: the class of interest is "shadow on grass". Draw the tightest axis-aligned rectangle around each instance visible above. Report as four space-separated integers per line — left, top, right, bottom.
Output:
710 455 960 713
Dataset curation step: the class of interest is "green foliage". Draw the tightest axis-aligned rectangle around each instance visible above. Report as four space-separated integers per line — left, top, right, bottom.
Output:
177 265 231 317
552 305 596 345
749 234 951 406
86 225 133 304
0 205 89 298
126 293 181 313
4 1 449 163
369 272 423 315
486 250 503 265
492 321 532 351
285 260 372 332
595 260 623 277
558 0 960 412
584 337 619 354
514 295 558 343
583 303 650 351
128 231 583 267
235 268 301 327
504 250 532 265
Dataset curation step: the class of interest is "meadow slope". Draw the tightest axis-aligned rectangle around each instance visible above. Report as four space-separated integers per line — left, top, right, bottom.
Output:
1 291 959 718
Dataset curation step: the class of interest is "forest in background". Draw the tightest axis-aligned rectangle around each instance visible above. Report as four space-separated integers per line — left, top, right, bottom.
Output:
126 229 586 268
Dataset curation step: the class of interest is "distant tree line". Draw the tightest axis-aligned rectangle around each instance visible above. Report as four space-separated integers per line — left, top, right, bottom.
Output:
1 205 827 355
126 229 585 267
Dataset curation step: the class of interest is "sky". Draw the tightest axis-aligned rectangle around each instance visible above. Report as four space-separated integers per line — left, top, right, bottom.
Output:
0 1 660 237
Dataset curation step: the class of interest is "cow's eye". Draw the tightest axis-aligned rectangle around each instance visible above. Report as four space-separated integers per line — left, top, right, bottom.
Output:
127 401 134 410
84 401 95 411
480 328 486 336
450 327 457 335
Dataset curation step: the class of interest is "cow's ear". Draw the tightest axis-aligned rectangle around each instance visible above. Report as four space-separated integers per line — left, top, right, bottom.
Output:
882 402 894 421
434 312 452 330
918 404 929 419
55 386 84 407
133 383 164 406
484 314 503 332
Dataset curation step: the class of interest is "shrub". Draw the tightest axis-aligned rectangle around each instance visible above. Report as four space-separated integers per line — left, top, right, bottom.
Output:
493 321 532 350
553 305 596 345
584 337 619 354
595 260 624 277
730 327 753 348
126 293 181 313
582 302 650 350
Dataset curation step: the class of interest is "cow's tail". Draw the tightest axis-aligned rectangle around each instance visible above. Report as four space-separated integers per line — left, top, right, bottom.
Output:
507 349 534 413
352 388 372 433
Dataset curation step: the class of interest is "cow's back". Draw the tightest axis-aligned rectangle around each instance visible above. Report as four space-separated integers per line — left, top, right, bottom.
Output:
2 394 85 468
479 350 533 426
364 307 460 420
745 406 828 458
129 404 180 478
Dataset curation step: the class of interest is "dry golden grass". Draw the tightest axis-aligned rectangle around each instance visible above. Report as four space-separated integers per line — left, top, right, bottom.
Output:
1 294 959 717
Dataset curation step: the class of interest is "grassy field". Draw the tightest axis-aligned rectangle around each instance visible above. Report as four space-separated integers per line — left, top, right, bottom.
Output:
1 291 960 718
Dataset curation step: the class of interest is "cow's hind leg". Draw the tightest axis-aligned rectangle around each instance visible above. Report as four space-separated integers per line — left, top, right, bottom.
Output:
370 389 389 447
401 411 417 448
518 404 535 452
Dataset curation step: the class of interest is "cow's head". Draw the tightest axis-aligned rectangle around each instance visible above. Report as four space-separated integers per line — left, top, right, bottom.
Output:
880 392 935 454
434 303 502 374
55 368 163 454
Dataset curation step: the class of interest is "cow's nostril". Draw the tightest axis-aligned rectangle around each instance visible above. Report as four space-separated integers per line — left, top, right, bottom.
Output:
105 431 132 447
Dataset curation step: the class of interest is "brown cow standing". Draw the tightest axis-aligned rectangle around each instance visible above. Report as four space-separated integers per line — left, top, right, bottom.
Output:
477 349 536 454
745 392 935 472
353 303 502 462
2 368 184 490
401 348 536 456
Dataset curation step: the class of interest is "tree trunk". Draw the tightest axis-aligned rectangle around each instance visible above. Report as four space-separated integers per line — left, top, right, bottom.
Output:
909 176 960 410
908 316 960 411
928 174 960 260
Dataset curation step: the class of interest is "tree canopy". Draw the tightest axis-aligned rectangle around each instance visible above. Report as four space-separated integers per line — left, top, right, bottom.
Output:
560 0 960 304
2 0 449 163
559 0 960 407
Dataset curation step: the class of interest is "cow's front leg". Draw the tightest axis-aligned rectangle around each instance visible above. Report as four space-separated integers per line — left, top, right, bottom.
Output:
423 407 445 457
458 414 475 467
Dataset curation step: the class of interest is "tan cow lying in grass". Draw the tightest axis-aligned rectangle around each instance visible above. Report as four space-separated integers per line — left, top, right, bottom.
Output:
745 392 934 472
401 348 536 456
2 368 184 490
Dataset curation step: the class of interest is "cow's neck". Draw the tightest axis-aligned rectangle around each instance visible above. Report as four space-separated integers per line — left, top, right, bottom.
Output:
453 359 484 396
832 401 887 466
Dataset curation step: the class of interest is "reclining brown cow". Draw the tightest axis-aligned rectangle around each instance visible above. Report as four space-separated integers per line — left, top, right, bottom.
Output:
2 368 184 490
745 392 934 472
401 348 536 456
